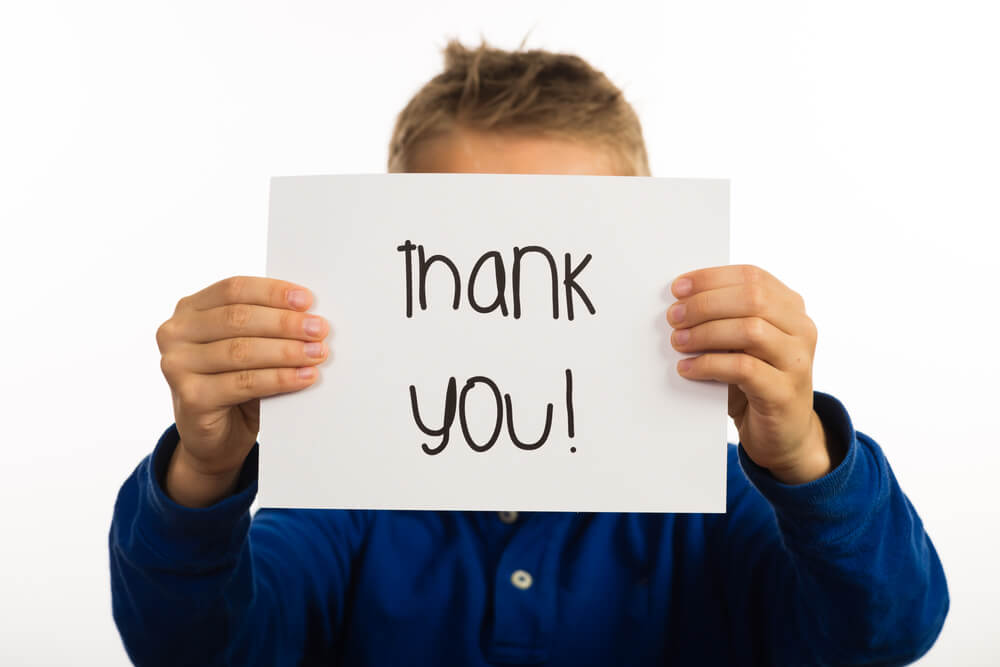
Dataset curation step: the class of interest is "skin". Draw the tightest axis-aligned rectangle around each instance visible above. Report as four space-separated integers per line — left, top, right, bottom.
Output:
161 126 840 508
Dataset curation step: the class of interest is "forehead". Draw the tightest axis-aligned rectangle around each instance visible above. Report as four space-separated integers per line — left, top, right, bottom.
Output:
404 126 623 176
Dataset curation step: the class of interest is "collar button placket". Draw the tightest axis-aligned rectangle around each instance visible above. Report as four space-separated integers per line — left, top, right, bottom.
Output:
485 514 570 665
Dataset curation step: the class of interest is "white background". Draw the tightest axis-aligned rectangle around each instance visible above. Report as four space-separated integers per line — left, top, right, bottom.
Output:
1 1 996 664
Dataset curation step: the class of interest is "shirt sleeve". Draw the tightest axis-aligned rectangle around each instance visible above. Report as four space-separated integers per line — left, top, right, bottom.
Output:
716 391 949 665
108 424 371 666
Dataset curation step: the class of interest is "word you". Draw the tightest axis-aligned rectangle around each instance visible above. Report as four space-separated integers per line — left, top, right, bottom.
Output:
409 369 576 455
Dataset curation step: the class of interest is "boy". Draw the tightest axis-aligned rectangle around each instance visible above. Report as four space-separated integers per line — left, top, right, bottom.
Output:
110 40 948 665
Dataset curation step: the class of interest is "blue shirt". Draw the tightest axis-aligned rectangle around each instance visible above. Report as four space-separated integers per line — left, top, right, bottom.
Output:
109 392 948 665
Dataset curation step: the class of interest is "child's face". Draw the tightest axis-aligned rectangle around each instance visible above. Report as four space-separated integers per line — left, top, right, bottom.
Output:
405 126 622 176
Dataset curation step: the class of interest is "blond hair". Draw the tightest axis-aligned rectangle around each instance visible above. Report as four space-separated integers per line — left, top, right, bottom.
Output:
387 39 650 176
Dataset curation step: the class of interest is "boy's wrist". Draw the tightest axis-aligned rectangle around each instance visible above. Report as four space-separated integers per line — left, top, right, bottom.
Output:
766 411 843 485
165 441 243 508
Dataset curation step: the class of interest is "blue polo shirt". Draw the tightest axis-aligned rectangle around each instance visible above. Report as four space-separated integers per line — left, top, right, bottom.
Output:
109 392 948 665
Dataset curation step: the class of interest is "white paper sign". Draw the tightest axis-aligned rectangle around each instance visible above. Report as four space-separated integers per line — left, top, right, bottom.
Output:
260 174 729 512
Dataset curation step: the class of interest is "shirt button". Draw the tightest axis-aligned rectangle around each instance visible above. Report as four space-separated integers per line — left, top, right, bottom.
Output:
510 569 533 590
498 511 519 524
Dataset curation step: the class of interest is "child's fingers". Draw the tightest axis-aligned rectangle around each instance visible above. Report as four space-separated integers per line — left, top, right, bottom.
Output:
671 264 788 299
173 337 329 374
181 275 313 312
174 366 320 411
167 304 330 345
677 351 793 406
667 283 805 336
670 317 801 372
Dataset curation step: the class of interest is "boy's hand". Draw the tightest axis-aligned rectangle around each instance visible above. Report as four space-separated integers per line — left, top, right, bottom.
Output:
668 265 841 485
155 276 330 507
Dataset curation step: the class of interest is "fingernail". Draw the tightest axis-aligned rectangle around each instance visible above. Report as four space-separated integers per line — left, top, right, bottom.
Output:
674 329 690 345
672 278 692 297
288 289 309 308
668 303 686 324
304 342 324 358
304 317 323 336
297 366 316 379
678 359 693 373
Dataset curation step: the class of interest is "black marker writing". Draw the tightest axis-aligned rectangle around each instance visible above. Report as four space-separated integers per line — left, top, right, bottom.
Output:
418 244 461 312
563 253 596 320
565 368 575 439
504 393 553 450
408 369 577 454
397 240 415 318
459 376 504 452
468 251 508 316
408 377 457 455
512 245 560 319
397 242 595 320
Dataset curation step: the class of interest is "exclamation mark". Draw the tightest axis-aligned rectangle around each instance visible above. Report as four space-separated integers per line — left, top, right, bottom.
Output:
566 368 576 452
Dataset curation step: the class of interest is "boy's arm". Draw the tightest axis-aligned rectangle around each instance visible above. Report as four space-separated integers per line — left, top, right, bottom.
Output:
667 265 948 661
109 424 370 666
715 391 948 664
